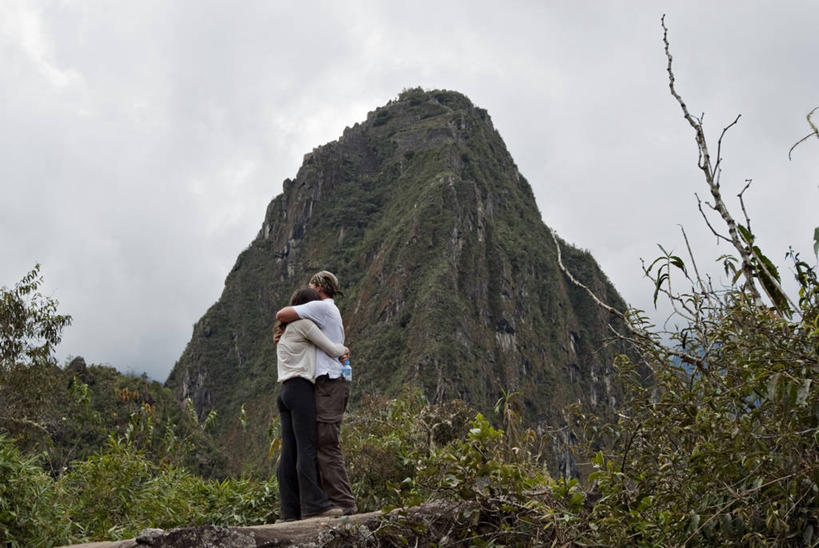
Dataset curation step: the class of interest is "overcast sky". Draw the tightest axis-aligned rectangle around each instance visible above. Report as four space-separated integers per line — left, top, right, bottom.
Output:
1 1 816 381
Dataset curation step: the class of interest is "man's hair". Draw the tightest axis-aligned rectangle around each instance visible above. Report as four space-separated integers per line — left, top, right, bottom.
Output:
309 270 343 298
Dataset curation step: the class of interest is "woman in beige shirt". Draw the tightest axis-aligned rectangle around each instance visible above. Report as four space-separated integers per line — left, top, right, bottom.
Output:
274 287 348 520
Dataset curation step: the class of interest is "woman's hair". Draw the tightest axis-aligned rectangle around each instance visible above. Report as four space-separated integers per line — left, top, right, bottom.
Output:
274 287 322 344
290 287 321 306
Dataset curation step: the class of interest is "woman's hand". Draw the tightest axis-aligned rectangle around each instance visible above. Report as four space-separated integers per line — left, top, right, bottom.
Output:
339 347 350 362
273 323 285 344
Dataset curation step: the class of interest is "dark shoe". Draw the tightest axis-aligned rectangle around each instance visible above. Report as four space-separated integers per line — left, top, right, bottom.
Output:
341 505 358 516
305 506 343 519
275 517 298 523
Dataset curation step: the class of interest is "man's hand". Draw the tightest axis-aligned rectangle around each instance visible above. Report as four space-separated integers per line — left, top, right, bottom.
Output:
339 347 350 363
276 306 300 323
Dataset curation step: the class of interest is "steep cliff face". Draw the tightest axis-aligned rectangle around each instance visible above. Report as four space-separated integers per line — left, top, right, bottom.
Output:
166 88 629 472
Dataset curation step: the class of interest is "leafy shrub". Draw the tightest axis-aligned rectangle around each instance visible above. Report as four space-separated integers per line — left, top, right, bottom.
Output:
568 275 819 546
342 387 436 511
0 435 73 547
59 435 278 541
414 412 546 500
346 393 566 546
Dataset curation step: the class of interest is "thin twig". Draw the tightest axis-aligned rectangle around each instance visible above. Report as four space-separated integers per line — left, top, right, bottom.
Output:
737 179 753 232
789 132 817 159
714 115 742 177
620 421 642 474
606 323 705 369
679 224 716 312
695 194 731 244
788 106 819 160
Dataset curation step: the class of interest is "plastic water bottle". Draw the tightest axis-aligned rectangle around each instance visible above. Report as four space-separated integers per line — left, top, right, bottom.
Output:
341 359 352 382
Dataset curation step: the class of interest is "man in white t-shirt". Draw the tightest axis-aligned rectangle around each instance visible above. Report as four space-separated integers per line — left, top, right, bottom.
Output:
276 271 357 514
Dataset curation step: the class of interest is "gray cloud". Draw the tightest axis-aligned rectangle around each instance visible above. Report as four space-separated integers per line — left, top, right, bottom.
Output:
1 1 816 380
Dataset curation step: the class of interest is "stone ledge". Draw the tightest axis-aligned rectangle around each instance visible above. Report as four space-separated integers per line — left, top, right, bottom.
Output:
58 503 464 548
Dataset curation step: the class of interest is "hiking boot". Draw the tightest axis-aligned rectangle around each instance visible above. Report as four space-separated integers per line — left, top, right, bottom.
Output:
305 506 343 519
341 505 358 516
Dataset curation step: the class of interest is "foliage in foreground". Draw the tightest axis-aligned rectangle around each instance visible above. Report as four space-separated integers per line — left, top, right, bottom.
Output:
0 433 277 546
567 270 819 546
0 435 71 546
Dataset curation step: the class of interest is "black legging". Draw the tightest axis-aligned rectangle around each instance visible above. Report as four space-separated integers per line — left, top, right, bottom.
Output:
277 377 333 519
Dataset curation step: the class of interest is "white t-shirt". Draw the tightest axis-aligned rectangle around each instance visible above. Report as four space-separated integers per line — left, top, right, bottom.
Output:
292 298 344 378
276 319 346 383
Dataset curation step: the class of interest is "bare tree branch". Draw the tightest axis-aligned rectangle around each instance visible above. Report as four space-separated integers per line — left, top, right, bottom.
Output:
663 15 763 304
0 414 50 436
548 226 624 320
548 225 707 369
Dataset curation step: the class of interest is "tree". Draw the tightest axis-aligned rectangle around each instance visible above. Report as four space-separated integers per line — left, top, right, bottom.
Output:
0 264 72 452
542 17 819 546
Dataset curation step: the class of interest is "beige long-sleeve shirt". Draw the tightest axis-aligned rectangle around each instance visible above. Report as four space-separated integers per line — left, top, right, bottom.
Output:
276 319 345 383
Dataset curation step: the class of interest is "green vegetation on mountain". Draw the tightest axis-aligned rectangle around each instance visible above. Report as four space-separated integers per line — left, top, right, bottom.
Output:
166 87 633 476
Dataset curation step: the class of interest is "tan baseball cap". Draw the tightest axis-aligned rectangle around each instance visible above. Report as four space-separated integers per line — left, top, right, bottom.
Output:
310 270 343 298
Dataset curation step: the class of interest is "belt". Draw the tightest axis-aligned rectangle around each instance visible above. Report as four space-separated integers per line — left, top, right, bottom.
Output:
315 374 341 382
282 376 311 385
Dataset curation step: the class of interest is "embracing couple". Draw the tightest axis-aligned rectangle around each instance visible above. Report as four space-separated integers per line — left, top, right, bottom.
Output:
273 270 357 521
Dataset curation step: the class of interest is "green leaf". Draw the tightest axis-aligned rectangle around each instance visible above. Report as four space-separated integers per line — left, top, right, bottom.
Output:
767 373 780 401
737 224 754 244
753 246 782 283
646 255 665 273
653 273 669 306
796 379 811 406
731 268 743 286
669 255 687 274
752 245 791 314
688 512 701 533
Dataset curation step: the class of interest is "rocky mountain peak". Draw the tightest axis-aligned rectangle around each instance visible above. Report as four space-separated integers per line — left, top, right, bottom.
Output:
166 88 629 474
